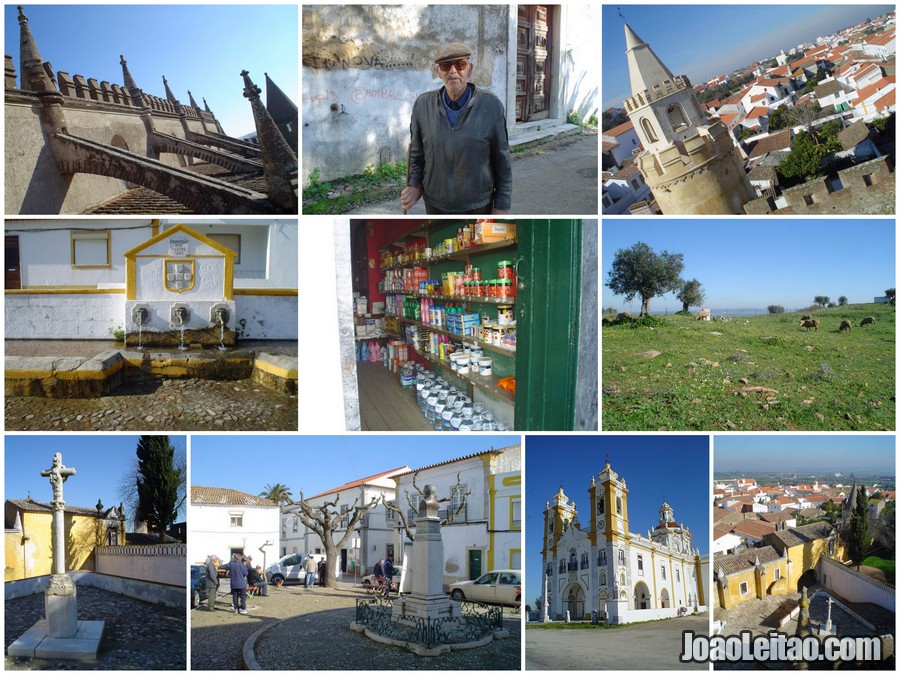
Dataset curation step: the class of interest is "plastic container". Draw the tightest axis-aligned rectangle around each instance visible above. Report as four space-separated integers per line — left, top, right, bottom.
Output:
497 304 514 326
478 356 493 376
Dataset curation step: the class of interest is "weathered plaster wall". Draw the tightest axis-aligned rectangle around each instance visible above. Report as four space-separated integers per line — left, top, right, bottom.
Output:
575 219 598 431
96 544 186 588
559 4 600 120
302 4 510 182
6 103 126 214
235 294 297 339
5 293 124 339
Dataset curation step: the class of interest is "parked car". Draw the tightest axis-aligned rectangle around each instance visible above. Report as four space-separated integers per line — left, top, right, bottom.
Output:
266 553 320 585
448 570 521 607
190 564 209 608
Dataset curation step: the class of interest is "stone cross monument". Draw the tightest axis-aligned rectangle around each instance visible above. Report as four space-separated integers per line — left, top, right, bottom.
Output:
40 453 79 637
7 452 105 659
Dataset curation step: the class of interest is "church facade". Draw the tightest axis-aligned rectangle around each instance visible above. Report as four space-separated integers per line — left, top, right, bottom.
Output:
541 461 707 624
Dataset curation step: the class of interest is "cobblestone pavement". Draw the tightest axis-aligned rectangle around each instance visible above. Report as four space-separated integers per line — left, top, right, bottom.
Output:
5 586 186 670
5 340 297 358
191 581 521 670
6 378 298 431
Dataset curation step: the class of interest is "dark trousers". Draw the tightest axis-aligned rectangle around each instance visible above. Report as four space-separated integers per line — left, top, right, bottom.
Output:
231 587 246 610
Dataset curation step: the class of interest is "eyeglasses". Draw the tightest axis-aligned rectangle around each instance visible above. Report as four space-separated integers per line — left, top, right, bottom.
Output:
437 59 469 73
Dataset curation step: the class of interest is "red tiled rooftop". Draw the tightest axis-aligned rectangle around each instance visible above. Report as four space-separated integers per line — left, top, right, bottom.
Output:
855 75 896 105
746 106 770 119
606 120 635 137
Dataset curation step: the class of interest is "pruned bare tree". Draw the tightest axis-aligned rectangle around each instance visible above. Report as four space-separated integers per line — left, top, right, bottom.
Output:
383 472 471 542
283 489 380 588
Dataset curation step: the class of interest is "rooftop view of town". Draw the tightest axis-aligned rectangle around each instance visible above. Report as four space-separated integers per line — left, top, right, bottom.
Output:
602 7 896 215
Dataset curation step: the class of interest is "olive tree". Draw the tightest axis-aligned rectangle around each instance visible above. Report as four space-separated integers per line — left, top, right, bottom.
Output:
606 242 684 317
676 278 705 313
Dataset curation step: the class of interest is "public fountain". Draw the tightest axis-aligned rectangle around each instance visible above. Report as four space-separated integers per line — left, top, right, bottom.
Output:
131 306 148 350
172 306 189 351
213 306 229 352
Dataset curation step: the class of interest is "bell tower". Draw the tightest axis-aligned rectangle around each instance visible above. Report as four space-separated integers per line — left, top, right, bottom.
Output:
622 23 755 214
542 486 576 559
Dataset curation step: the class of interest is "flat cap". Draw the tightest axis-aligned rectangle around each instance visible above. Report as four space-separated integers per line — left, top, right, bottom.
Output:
434 42 472 63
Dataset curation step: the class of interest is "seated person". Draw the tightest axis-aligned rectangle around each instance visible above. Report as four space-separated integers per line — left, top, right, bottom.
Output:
247 565 268 597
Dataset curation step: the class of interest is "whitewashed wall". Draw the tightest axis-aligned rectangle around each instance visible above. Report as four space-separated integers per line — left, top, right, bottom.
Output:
188 503 281 567
6 293 124 339
95 544 186 587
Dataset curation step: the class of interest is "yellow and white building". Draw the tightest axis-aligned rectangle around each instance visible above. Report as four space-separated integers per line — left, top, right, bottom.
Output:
541 460 707 624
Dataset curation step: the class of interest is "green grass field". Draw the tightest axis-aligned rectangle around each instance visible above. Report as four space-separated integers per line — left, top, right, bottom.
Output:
602 304 895 431
861 555 895 584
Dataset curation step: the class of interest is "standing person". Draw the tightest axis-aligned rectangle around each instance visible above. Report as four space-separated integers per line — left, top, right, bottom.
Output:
400 42 512 215
303 554 317 589
204 555 220 611
383 556 395 592
317 556 327 587
226 553 249 614
248 565 268 597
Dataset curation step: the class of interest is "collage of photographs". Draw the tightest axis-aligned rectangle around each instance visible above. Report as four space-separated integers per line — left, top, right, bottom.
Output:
0 1 896 673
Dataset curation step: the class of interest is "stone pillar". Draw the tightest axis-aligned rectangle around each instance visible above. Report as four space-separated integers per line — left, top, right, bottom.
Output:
241 69 297 211
40 452 78 639
542 572 550 622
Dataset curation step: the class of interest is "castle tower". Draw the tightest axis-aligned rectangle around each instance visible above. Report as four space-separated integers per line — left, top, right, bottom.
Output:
622 23 755 214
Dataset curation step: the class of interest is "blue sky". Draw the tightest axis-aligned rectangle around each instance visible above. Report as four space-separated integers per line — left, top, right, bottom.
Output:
602 220 895 313
524 435 709 607
5 435 187 519
715 435 895 474
191 436 521 499
602 4 892 109
5 4 298 138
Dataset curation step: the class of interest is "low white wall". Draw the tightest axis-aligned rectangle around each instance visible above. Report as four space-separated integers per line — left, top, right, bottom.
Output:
5 570 184 608
236 294 298 340
5 293 296 341
819 556 895 611
6 293 124 339
95 543 186 588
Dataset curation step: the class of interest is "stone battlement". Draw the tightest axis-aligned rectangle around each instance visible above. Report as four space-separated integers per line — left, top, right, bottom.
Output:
637 121 737 184
744 156 895 215
625 75 691 112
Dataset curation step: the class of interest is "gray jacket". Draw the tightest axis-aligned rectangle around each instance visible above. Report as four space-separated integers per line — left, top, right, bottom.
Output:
409 84 512 212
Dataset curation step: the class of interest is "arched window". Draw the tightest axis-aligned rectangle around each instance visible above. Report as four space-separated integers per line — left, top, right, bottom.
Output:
597 497 605 515
616 496 622 513
599 570 606 586
641 117 658 143
667 103 690 131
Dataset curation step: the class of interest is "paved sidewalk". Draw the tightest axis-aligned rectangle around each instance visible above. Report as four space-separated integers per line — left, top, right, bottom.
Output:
192 581 520 670
525 614 708 670
343 132 598 216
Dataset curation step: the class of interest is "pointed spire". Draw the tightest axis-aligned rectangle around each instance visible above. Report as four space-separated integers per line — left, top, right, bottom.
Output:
18 5 55 93
240 68 297 211
188 90 199 109
203 96 212 113
119 55 138 90
624 22 675 96
162 75 179 105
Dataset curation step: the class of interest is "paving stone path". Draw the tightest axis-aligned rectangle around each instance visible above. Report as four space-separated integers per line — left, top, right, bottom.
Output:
5 378 297 431
5 586 185 671
191 581 521 670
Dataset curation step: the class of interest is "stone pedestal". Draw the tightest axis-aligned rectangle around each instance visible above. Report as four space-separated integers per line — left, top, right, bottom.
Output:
45 574 78 638
391 514 456 623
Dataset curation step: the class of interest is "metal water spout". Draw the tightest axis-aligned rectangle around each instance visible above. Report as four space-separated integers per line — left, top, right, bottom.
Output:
131 307 148 350
172 307 189 351
214 307 229 352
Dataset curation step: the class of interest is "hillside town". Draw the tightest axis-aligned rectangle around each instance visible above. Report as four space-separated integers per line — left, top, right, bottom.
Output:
603 11 895 215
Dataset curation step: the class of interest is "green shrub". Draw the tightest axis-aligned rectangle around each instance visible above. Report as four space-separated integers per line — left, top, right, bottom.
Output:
767 305 785 314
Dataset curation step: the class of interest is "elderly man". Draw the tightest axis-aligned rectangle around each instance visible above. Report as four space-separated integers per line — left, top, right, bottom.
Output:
400 42 512 215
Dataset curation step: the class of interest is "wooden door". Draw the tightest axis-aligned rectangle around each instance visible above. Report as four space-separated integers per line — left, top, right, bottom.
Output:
6 235 21 289
516 5 553 122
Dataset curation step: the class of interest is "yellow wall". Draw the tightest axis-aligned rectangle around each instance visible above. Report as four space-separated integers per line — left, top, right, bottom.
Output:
5 511 102 581
783 538 846 591
717 559 790 610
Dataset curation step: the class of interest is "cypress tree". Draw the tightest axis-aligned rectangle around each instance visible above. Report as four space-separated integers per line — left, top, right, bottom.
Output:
135 435 182 543
848 484 870 569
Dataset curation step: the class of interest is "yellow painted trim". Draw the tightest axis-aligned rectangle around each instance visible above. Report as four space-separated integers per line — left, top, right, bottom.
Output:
233 288 298 296
254 360 298 380
126 257 136 300
151 218 160 237
6 287 125 295
501 475 520 487
510 548 521 570
508 495 521 530
224 256 234 301
650 549 657 608
487 473 496 571
7 361 123 380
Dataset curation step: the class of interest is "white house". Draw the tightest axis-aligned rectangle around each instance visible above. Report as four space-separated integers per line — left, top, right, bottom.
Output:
5 219 298 341
602 165 652 215
814 78 855 113
189 486 281 568
283 466 410 581
602 120 641 169
393 445 521 586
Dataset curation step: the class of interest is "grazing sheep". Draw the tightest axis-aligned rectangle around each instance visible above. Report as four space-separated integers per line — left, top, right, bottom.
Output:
839 320 852 332
860 316 876 327
800 318 820 331
695 308 711 321
801 314 812 321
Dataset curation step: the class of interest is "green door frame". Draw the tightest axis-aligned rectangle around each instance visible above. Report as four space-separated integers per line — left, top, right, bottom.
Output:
514 220 583 430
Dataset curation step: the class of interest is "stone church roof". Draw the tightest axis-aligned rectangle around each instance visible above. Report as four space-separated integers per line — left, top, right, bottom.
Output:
766 521 834 549
6 498 109 518
715 545 782 577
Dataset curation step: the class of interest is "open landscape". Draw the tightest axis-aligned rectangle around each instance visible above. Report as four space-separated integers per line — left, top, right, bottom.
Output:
602 304 895 431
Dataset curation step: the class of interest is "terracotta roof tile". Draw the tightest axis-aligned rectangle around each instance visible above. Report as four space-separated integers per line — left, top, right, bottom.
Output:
606 120 635 137
855 76 896 105
730 520 777 538
7 498 103 516
715 545 782 576
747 128 792 159
307 466 411 500
85 187 190 215
767 521 834 548
191 486 278 507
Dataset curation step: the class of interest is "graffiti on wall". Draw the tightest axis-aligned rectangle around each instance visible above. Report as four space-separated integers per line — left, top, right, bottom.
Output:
303 37 430 71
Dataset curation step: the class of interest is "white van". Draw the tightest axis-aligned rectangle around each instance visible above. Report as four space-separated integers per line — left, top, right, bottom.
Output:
266 553 321 585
